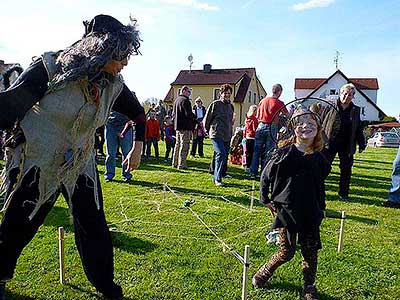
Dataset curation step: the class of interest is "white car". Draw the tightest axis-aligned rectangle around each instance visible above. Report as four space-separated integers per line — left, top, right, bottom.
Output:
367 132 400 148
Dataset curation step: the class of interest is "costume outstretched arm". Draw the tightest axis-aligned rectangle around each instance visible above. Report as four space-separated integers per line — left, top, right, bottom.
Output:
0 59 48 129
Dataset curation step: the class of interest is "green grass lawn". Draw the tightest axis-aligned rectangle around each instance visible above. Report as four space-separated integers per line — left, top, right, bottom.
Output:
1 141 399 300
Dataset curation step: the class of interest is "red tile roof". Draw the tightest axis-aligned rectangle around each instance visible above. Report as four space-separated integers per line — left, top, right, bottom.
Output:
295 78 379 90
171 68 255 85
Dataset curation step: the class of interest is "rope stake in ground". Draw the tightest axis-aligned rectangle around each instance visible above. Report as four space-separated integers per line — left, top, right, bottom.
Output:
58 227 65 284
250 180 255 211
337 211 346 253
241 245 250 300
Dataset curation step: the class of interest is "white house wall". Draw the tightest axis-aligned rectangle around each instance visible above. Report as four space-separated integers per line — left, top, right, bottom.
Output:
296 72 380 121
361 89 377 104
295 89 314 99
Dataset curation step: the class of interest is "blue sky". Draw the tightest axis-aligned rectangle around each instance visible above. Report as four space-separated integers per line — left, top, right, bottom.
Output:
1 0 399 118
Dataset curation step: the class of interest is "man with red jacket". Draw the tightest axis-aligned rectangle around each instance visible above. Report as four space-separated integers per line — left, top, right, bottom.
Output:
145 111 161 158
250 84 288 177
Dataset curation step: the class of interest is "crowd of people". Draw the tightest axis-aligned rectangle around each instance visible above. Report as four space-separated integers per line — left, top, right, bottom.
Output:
0 13 399 300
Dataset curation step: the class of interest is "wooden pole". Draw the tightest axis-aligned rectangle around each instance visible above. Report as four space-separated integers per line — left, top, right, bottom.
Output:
250 180 255 211
241 245 250 300
58 227 65 284
163 175 167 201
337 211 346 253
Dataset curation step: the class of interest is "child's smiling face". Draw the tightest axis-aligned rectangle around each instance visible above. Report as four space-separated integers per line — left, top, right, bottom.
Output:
294 114 318 140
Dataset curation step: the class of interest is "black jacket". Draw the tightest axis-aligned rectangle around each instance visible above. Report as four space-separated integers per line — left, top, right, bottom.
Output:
172 95 197 131
260 145 331 232
321 100 365 154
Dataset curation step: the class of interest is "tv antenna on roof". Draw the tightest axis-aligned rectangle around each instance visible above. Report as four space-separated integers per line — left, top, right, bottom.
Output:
188 53 193 73
334 50 342 70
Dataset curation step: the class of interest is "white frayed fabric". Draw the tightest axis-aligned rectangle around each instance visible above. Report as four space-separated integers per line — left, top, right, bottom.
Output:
2 52 123 219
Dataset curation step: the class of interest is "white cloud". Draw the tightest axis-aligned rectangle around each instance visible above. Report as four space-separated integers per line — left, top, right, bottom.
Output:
158 0 219 11
292 0 335 11
241 0 258 9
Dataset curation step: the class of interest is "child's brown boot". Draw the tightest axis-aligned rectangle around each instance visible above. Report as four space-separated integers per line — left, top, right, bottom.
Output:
252 264 272 288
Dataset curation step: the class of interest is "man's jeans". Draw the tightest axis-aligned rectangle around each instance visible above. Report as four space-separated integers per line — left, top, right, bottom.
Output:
104 124 133 180
250 123 278 176
211 138 230 183
389 146 400 203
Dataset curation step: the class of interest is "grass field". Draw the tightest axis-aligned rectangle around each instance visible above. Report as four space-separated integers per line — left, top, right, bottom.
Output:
1 141 399 300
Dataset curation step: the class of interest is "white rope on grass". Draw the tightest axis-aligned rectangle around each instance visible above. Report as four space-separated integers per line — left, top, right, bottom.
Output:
186 206 245 265
109 228 219 242
220 195 250 210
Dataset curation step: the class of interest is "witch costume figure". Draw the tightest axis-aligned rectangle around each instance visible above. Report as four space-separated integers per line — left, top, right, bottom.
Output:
0 15 145 300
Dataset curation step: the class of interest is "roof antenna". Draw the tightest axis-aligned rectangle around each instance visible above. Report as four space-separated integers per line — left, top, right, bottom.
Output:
188 53 193 73
334 50 342 70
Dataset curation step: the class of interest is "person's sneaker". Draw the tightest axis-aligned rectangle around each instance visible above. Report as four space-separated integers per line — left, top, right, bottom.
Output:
223 174 232 179
252 265 272 288
123 178 133 183
338 194 349 201
244 168 251 174
178 166 188 170
301 285 318 300
215 181 223 187
104 178 113 183
0 281 6 300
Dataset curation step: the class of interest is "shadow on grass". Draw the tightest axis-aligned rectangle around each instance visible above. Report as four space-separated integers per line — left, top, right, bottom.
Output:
111 231 156 255
326 171 390 206
326 209 378 225
263 281 341 300
66 283 135 300
354 158 393 166
43 206 73 229
130 179 256 208
4 291 40 300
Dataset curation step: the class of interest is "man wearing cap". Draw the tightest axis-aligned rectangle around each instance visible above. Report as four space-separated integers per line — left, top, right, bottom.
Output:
0 15 144 300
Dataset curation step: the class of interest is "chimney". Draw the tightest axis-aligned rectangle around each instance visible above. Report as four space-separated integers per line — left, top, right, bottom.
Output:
203 64 212 73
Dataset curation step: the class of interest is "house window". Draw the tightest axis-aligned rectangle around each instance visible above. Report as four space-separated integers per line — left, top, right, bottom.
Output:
248 91 252 102
253 92 257 104
213 88 221 100
330 89 337 95
361 107 365 115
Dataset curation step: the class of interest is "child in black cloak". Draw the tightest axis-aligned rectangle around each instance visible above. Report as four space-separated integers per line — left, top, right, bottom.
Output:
252 107 331 300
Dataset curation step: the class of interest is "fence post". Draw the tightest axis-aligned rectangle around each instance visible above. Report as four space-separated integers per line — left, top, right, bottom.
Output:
58 227 65 284
241 245 250 300
337 211 346 253
250 181 255 211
